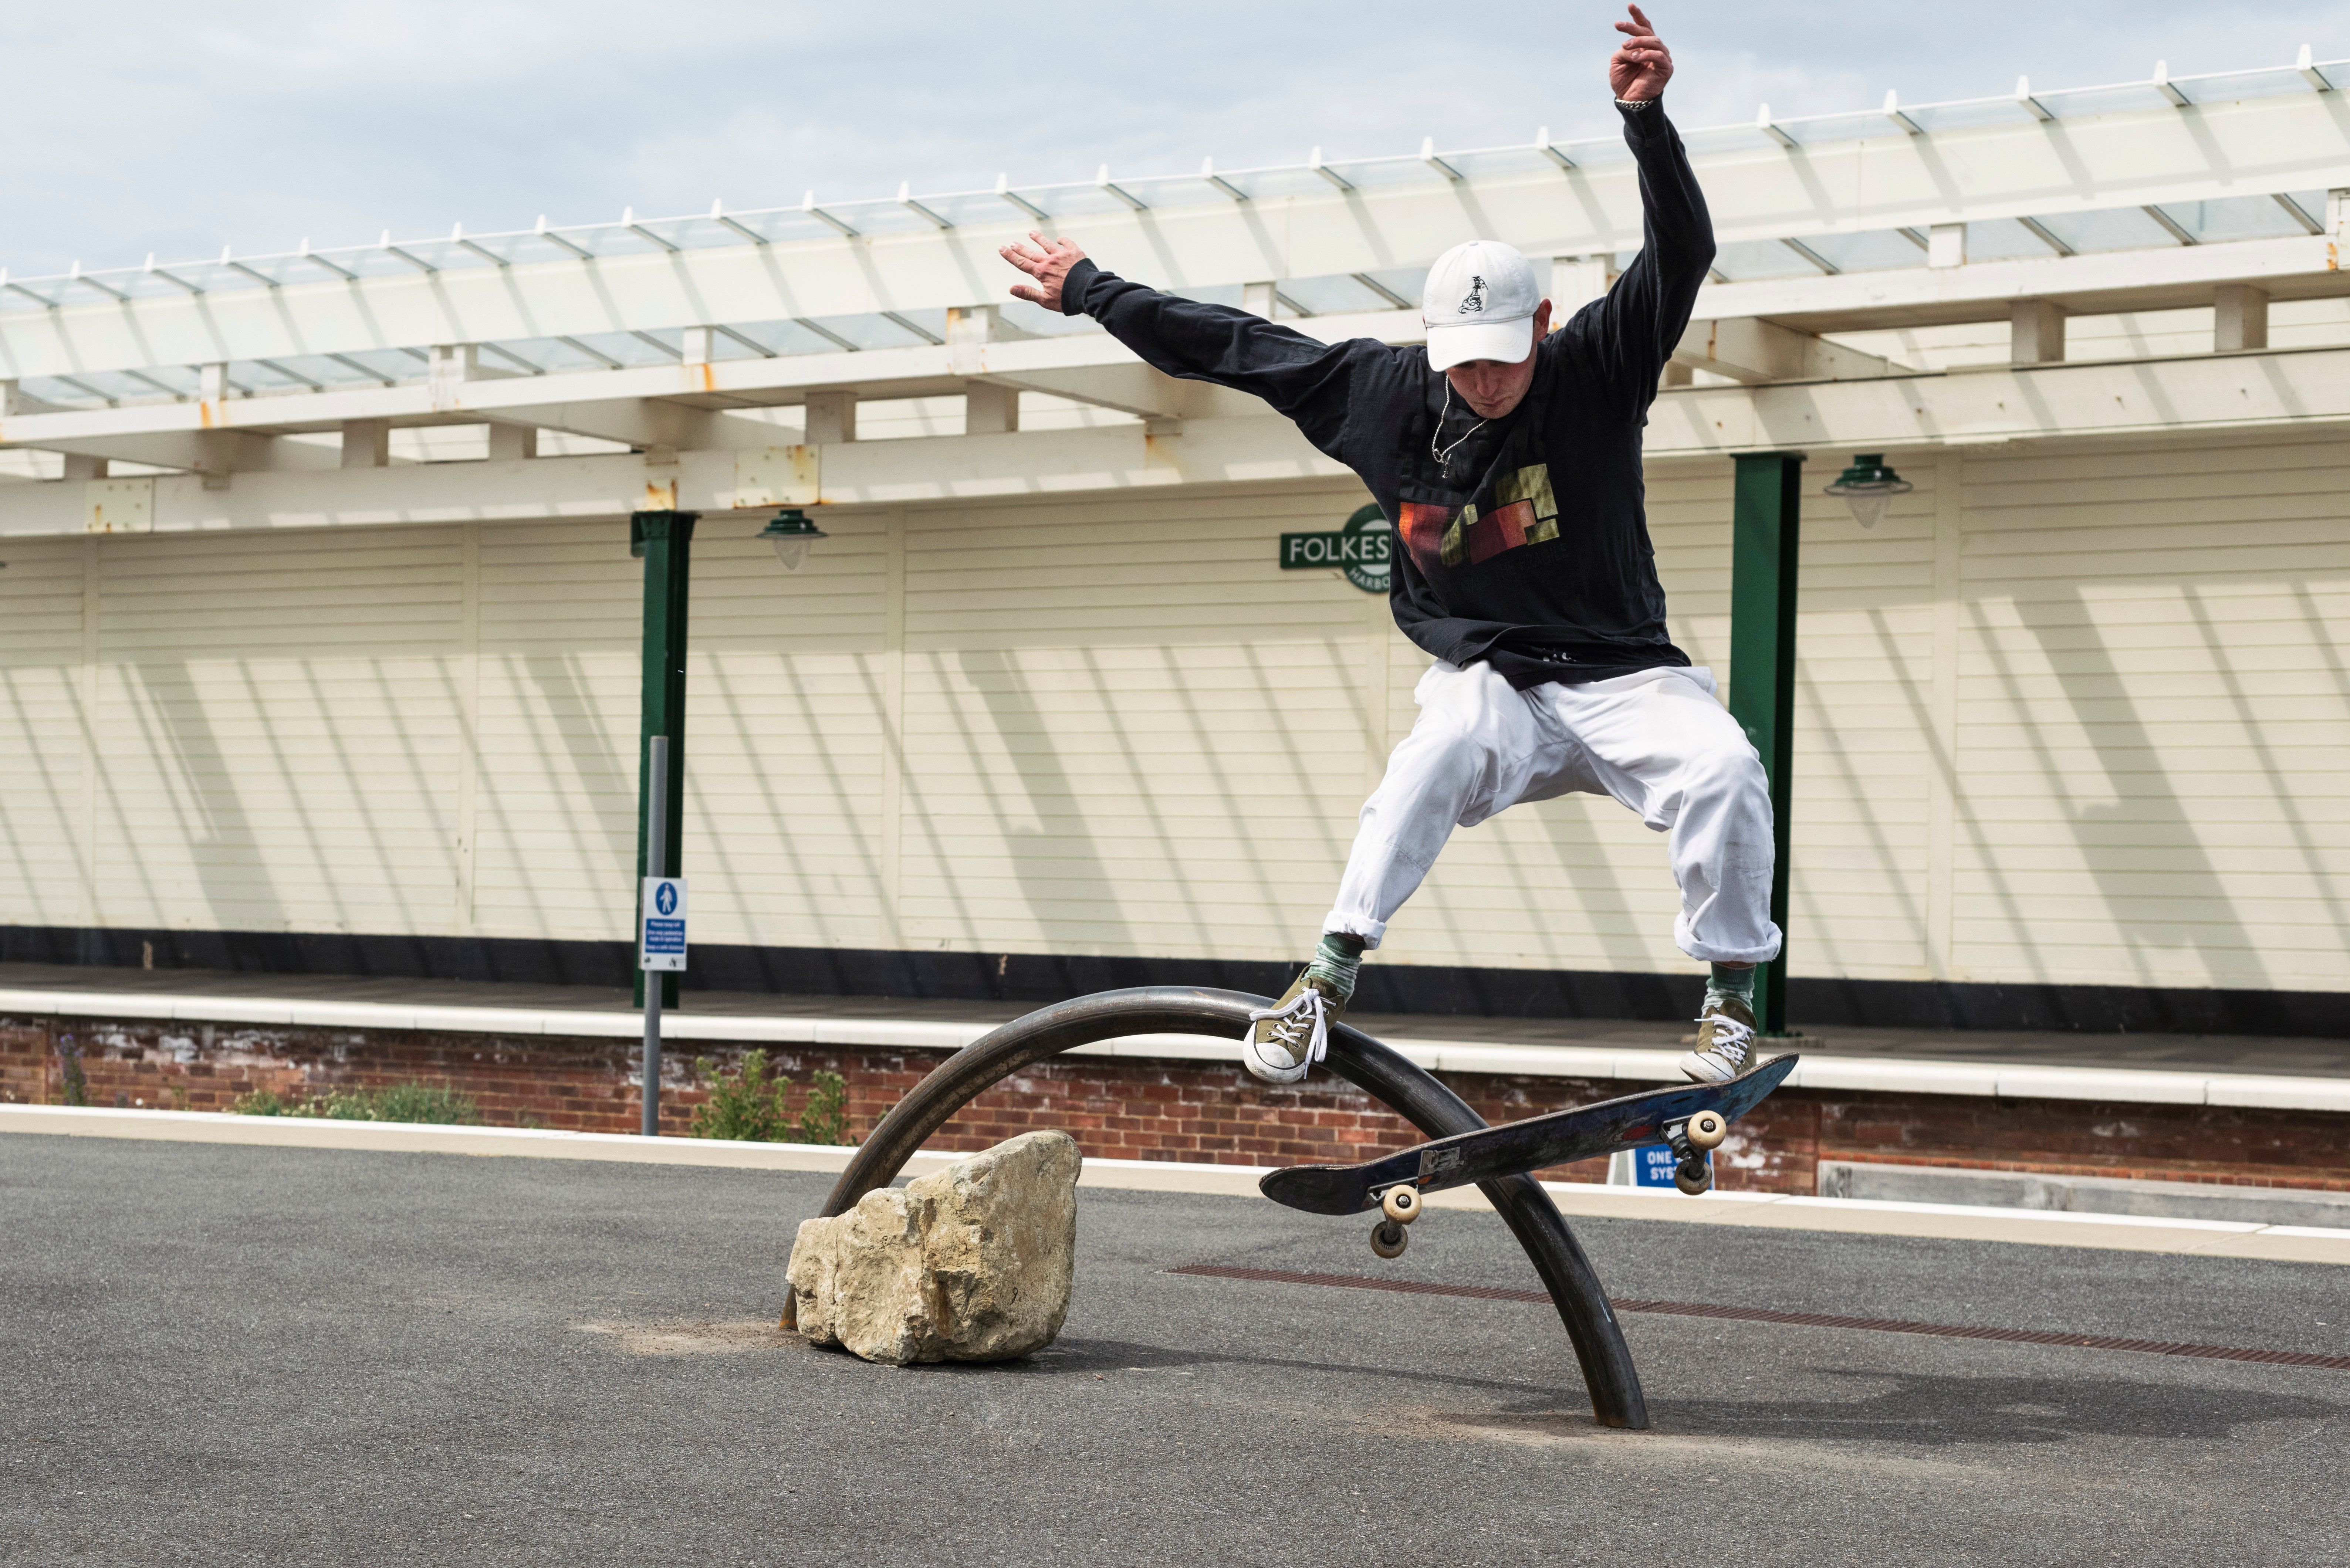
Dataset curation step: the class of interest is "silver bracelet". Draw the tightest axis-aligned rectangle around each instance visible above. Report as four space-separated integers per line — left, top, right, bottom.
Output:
1616 97 1656 111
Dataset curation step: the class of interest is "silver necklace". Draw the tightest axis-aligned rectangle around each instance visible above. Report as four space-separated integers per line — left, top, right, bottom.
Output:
1430 381 1487 471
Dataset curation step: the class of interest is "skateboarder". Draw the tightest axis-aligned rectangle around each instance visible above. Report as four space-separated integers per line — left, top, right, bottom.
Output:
997 4 1776 1088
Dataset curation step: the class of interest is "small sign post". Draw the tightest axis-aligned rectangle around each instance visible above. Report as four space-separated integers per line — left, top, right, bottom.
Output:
638 735 687 1136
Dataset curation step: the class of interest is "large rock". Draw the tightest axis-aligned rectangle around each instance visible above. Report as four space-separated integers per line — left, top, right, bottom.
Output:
784 1130 1081 1365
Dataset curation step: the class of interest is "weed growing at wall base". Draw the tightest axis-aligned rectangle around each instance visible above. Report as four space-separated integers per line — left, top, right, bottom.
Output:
689 1051 851 1144
232 1081 484 1125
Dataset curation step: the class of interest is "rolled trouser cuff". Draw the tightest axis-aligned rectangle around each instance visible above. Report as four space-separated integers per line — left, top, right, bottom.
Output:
1676 918 1783 965
1322 912 1387 951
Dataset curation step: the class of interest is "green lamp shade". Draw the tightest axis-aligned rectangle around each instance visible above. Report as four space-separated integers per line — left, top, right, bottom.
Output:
1821 453 1914 530
756 508 828 571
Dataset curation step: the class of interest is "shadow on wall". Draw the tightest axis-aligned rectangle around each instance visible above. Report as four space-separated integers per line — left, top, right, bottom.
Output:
914 647 1139 955
1987 585 2269 992
115 657 290 938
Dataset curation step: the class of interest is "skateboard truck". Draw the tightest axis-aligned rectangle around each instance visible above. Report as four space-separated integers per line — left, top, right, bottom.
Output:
1368 1182 1421 1259
1662 1108 1729 1196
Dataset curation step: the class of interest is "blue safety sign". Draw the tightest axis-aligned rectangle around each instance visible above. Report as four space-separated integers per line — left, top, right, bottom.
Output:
1633 1143 1709 1188
640 877 688 972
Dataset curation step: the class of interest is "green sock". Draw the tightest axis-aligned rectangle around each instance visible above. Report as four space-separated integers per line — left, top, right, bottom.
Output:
1305 932 1365 1001
1705 962 1756 1014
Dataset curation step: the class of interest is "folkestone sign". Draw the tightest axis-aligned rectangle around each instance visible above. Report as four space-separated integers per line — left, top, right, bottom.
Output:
1278 504 1391 594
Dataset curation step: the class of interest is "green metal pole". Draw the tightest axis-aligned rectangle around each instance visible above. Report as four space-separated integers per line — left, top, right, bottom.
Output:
632 510 696 1008
1727 454 1802 1036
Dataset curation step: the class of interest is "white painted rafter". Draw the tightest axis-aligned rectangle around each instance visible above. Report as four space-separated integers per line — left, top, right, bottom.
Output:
7 345 2350 540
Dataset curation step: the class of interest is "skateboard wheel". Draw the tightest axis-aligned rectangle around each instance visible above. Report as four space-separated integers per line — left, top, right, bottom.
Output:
1381 1185 1421 1225
1371 1218 1409 1259
1673 1159 1712 1197
1685 1110 1728 1151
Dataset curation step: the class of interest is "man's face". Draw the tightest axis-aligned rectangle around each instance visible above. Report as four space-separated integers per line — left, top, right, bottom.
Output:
1443 298 1555 419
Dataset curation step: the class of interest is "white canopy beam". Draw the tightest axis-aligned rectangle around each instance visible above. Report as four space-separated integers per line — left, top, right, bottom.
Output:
1693 233 2345 332
6 346 2350 539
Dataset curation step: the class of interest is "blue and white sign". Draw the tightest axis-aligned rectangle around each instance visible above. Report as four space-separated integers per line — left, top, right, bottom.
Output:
1633 1143 1708 1189
640 877 689 972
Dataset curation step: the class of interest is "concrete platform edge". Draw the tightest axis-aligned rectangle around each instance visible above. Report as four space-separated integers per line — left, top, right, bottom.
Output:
6 986 2347 1111
5 1103 2345 1264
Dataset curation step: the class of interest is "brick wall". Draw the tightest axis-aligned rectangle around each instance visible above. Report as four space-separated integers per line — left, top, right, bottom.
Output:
2 1013 2344 1193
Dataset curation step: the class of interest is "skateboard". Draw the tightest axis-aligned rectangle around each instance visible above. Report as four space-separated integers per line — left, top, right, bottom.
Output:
1259 1055 1798 1258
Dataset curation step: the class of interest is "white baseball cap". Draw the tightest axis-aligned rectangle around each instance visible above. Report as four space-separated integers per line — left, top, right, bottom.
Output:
1421 240 1542 371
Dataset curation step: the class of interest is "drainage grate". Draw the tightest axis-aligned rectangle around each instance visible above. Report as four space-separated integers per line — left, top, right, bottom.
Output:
1166 1264 2350 1372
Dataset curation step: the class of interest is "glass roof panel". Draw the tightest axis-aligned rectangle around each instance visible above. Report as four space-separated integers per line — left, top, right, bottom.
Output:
1963 217 2067 261
2150 194 2317 243
1313 155 1448 193
1441 146 1567 181
1676 125 1785 158
2026 207 2177 254
1900 99 2036 133
1773 109 1900 147
2178 66 2327 103
1164 283 1244 310
720 321 848 357
1274 274 1401 316
1355 267 1430 311
784 313 933 353
1709 238 1821 281
1792 229 1930 273
233 360 326 393
995 299 1103 339
2031 82 2168 118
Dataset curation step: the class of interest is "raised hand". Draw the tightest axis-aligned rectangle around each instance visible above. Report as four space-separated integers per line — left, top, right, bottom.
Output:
998 231 1090 313
1609 4 1673 101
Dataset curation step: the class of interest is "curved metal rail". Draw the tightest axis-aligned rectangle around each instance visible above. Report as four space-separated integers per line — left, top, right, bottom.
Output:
820 986 1649 1429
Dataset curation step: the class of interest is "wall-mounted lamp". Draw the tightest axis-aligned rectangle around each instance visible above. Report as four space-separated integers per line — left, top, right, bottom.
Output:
756 507 828 571
1821 453 1913 530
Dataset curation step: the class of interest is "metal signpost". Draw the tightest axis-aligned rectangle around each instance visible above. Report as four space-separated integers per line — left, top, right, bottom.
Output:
638 735 688 1136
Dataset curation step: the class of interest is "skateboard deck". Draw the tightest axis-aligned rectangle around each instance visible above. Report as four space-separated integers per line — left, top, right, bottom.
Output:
1261 1055 1798 1216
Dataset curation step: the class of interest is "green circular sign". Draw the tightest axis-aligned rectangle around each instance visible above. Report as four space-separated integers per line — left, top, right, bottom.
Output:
1339 504 1391 594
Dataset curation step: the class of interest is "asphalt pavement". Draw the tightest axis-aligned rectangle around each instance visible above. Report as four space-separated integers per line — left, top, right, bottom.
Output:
1 1134 2343 1566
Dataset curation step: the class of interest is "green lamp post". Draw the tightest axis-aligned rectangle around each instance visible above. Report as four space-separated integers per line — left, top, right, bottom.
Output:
1728 453 1803 1036
629 506 830 1012
630 510 697 1008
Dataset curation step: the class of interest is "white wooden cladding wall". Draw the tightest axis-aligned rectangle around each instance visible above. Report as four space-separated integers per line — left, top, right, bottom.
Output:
0 430 2343 995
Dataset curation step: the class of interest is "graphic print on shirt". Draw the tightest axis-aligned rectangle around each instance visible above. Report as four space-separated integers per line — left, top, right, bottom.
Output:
1393 394 1562 577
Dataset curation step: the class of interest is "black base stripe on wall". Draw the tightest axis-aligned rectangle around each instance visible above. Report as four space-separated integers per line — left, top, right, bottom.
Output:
0 924 2342 1040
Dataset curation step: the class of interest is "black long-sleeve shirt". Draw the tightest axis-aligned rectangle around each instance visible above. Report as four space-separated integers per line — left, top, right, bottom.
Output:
1059 99 1715 688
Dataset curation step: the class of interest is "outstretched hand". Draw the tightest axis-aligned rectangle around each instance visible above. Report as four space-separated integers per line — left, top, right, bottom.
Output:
1609 4 1673 101
998 231 1089 313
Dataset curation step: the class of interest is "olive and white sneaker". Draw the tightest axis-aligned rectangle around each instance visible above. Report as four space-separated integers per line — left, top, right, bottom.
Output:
1242 969 1347 1085
1678 995 1758 1083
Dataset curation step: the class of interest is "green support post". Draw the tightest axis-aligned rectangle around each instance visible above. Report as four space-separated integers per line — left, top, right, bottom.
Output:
1727 454 1802 1036
632 510 697 1007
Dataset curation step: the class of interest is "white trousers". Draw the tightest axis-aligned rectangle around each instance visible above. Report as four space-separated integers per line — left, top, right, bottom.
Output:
1323 660 1783 965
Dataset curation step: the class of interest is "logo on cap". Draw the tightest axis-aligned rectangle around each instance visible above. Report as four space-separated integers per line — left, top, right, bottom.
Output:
1459 277 1487 315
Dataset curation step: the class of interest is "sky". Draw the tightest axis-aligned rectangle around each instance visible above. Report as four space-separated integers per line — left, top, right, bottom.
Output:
2 0 2344 279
